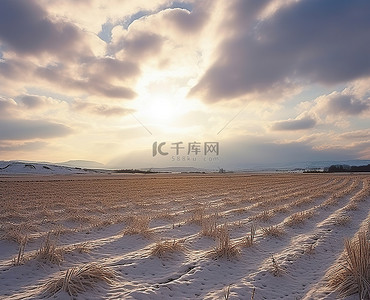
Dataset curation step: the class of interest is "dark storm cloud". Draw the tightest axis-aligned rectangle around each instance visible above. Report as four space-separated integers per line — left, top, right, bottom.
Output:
323 94 369 116
271 116 316 131
190 0 370 102
0 119 73 140
0 0 85 57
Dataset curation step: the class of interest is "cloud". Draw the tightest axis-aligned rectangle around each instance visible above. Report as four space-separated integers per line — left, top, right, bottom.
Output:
89 105 133 117
0 141 47 152
222 0 271 31
15 95 69 115
189 0 370 102
110 1 212 62
305 90 370 126
35 63 138 99
19 95 46 109
271 116 316 131
339 130 370 140
126 32 163 58
111 31 164 60
84 57 140 81
0 59 31 83
0 1 142 100
314 140 370 160
318 94 369 116
73 101 134 117
162 6 208 34
220 135 356 169
0 119 73 140
0 44 139 101
0 0 88 58
38 0 172 35
0 97 16 115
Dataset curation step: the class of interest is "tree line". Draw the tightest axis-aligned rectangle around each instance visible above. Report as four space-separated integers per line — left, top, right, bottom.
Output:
325 164 370 173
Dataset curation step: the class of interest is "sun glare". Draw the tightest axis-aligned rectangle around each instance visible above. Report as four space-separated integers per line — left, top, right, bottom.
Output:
134 95 189 127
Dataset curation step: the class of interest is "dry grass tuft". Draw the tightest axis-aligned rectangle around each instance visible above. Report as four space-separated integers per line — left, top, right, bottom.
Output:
305 242 317 255
261 225 285 238
1 224 28 244
43 263 116 297
74 242 92 254
211 224 240 259
269 255 286 277
51 224 75 236
327 231 370 299
201 214 218 238
150 239 185 258
34 233 64 264
189 207 205 225
254 210 274 222
123 215 152 237
240 224 256 247
64 242 92 254
285 210 315 227
251 287 256 300
223 284 231 300
12 235 28 266
332 215 351 226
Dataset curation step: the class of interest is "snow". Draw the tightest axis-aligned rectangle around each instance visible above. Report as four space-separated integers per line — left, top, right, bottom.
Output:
0 173 368 299
0 161 98 175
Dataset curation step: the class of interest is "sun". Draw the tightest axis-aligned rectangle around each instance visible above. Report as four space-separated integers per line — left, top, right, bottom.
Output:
134 94 189 127
145 97 179 123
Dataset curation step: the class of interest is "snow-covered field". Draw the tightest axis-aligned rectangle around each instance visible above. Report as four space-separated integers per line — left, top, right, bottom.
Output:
0 174 369 299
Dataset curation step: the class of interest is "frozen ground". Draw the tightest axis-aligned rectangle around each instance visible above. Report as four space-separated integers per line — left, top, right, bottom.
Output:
0 174 368 299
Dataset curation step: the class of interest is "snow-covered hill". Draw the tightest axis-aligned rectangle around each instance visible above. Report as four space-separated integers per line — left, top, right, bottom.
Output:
0 161 99 175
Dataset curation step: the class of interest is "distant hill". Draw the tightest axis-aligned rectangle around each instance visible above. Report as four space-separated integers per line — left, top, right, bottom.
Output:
0 161 101 175
57 160 105 169
2 159 370 175
0 161 213 175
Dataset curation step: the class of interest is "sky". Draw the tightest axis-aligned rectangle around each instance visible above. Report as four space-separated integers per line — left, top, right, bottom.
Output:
0 0 369 170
